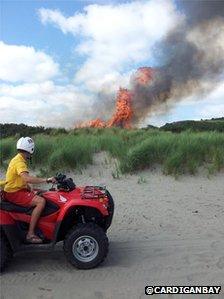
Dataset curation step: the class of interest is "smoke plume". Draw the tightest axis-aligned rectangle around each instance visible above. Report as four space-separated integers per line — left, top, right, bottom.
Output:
76 1 224 128
130 0 224 124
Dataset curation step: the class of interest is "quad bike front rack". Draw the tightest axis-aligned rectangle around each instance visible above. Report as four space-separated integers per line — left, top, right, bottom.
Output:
81 186 106 200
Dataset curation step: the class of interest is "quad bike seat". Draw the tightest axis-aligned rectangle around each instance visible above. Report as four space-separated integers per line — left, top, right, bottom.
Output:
0 198 59 216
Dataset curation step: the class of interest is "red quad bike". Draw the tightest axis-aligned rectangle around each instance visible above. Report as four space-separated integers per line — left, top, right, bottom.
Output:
0 173 114 271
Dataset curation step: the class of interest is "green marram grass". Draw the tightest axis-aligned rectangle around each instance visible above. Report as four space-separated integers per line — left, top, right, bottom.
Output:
1 129 224 176
0 137 17 168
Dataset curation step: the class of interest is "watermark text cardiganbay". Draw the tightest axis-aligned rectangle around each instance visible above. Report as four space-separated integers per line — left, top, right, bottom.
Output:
145 286 221 295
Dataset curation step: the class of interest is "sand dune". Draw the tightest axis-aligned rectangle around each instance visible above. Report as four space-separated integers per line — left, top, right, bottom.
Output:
1 153 224 299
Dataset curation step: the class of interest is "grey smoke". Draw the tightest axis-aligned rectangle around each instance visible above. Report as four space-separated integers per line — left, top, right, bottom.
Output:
130 1 224 124
179 0 224 25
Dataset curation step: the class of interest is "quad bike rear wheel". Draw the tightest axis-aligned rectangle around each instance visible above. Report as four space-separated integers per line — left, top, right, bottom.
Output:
63 223 109 269
0 232 13 272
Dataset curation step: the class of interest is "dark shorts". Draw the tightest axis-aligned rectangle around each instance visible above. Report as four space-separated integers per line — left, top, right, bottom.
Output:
4 189 36 207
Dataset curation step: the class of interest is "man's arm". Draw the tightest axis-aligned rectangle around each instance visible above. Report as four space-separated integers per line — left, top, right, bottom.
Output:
20 172 55 184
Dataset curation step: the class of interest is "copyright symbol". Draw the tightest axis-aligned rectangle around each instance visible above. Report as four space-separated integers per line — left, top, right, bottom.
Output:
145 286 154 295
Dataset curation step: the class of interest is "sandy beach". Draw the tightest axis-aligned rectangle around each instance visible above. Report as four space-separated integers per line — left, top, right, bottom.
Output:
1 153 224 299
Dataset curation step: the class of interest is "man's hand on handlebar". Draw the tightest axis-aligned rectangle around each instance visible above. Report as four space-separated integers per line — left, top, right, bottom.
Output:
46 177 57 184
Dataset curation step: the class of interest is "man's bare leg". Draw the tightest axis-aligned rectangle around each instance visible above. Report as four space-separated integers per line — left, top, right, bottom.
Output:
27 195 46 241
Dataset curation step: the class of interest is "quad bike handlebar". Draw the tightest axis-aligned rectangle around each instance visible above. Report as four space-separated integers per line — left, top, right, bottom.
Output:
50 173 76 192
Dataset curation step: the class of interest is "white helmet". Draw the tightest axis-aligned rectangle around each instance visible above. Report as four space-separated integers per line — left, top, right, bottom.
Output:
17 137 35 154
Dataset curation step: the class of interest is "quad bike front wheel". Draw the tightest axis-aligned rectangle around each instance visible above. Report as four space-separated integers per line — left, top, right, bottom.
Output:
63 223 109 269
0 232 13 272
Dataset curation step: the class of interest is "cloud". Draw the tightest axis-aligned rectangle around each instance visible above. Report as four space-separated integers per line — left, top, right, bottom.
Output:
0 41 59 83
39 0 182 92
200 104 224 119
0 81 94 128
198 82 224 119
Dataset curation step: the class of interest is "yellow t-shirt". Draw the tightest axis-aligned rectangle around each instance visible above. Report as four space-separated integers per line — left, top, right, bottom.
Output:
4 153 29 193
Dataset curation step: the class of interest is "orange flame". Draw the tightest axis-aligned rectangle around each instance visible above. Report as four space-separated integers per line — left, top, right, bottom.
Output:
76 118 106 128
135 67 154 85
108 88 133 128
86 118 106 128
77 67 154 128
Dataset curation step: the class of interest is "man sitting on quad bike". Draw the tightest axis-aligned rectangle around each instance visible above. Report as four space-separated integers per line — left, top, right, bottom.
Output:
3 137 56 244
1 140 114 271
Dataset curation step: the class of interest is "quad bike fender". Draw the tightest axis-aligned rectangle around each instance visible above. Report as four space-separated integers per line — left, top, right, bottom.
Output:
57 200 108 222
53 200 109 243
